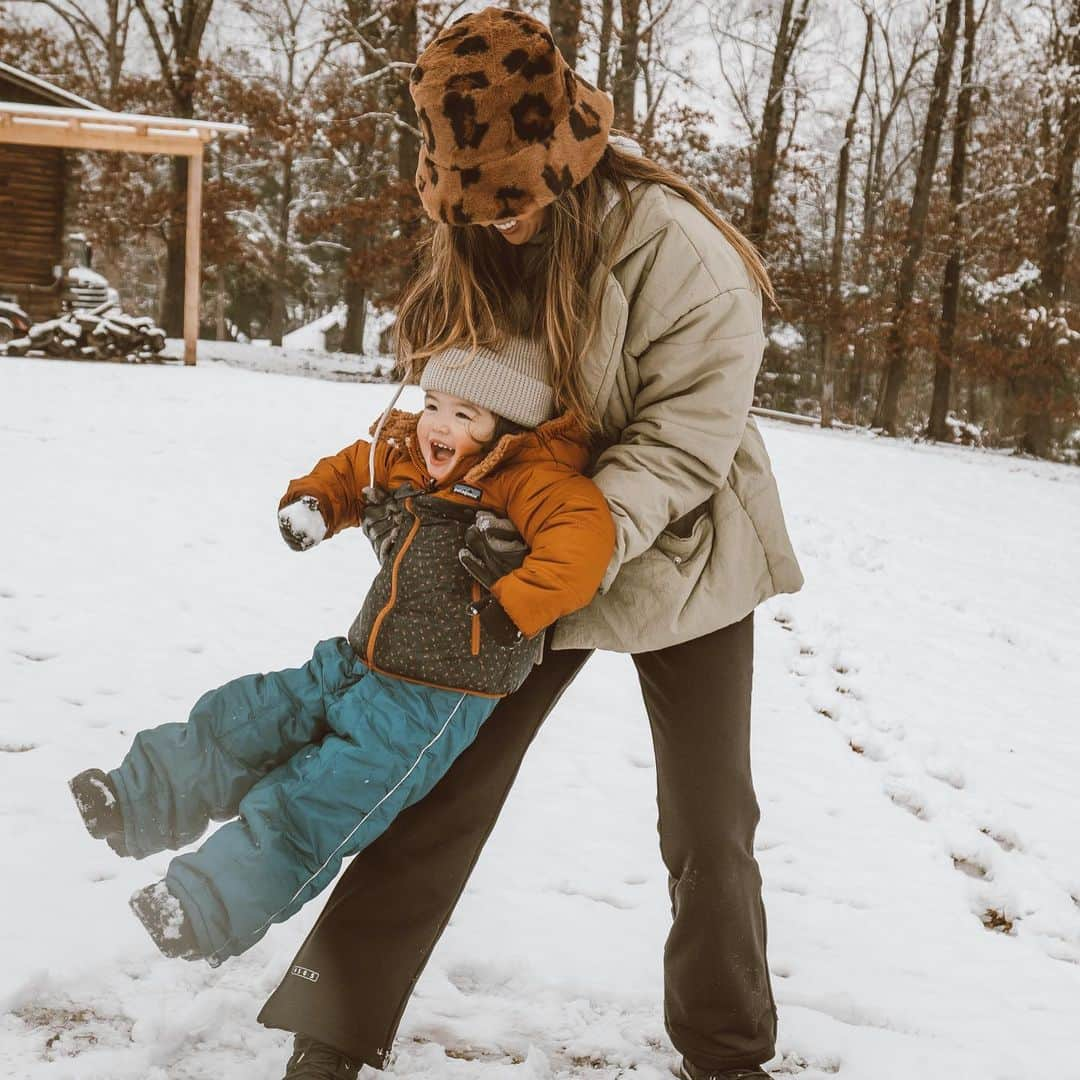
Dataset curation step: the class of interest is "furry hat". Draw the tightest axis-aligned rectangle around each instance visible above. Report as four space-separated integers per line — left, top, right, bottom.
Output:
408 6 614 225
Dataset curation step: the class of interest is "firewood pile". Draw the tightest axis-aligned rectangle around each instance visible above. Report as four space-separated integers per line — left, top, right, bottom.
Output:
2 303 167 362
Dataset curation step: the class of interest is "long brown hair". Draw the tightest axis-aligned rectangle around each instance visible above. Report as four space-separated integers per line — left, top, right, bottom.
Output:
395 134 774 434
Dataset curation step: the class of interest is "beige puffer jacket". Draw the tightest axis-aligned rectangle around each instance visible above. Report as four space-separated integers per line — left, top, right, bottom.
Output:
549 178 804 653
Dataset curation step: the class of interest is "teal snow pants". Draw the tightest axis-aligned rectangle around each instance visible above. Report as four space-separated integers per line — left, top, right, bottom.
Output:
107 637 496 965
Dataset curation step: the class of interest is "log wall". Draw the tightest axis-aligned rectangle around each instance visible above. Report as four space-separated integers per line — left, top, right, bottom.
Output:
0 144 65 320
0 72 71 320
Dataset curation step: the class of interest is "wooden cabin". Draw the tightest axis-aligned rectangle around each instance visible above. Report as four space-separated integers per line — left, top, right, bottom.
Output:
0 62 103 322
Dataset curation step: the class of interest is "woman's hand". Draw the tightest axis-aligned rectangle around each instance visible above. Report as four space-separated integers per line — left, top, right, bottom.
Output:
457 511 529 589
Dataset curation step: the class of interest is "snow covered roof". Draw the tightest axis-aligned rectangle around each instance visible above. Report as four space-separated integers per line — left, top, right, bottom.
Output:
0 61 104 111
282 306 346 350
0 102 247 157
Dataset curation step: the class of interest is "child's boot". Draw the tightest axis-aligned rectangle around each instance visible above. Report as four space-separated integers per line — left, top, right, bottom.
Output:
68 768 128 856
129 881 202 961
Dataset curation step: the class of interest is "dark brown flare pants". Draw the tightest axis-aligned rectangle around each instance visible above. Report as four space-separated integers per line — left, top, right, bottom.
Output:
258 612 777 1072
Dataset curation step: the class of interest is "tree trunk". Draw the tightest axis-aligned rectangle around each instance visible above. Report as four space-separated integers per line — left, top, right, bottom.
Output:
597 0 614 93
216 266 226 340
929 0 978 441
160 155 188 335
135 0 213 337
821 8 872 429
1021 0 1080 456
549 0 582 70
395 0 420 244
612 0 640 130
747 0 812 252
342 275 367 354
873 0 962 434
268 145 294 347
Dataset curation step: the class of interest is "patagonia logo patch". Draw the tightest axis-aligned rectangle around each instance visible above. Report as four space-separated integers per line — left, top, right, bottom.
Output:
291 965 320 983
453 483 483 501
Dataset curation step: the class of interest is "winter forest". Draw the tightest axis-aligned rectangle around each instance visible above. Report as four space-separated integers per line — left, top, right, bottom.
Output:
3 0 1079 461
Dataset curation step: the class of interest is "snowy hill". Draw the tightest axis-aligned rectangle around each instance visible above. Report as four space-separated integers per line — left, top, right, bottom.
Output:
1 354 1078 1079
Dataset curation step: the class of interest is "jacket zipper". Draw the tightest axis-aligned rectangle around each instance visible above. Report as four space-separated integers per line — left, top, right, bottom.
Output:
366 497 421 668
470 581 481 656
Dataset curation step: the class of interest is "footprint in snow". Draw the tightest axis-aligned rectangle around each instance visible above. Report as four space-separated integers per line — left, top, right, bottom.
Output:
14 1002 134 1062
883 779 930 821
13 648 60 663
980 907 1016 935
925 755 966 790
555 882 636 910
770 1051 841 1075
951 854 991 880
847 735 888 762
979 825 1020 853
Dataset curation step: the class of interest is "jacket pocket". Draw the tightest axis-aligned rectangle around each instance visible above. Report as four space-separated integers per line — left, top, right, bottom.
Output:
655 506 713 570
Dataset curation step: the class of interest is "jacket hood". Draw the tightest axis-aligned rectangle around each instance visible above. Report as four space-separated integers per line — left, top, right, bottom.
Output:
369 409 592 488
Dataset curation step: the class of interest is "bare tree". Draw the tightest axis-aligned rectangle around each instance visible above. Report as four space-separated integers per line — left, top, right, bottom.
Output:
707 0 814 252
821 3 873 428
612 0 641 129
928 0 985 439
597 0 615 91
754 0 814 252
233 0 338 346
550 0 583 69
313 0 420 351
873 0 963 434
1021 0 1080 455
848 3 933 414
17 0 136 107
134 0 216 335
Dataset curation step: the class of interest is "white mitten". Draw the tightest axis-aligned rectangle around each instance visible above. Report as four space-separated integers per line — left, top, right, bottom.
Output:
278 495 327 551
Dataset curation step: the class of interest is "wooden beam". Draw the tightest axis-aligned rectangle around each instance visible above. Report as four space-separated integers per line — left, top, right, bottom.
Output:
0 102 247 135
0 121 207 157
184 149 204 366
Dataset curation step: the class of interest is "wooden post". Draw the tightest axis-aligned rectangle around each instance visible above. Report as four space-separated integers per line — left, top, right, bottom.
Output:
183 147 204 365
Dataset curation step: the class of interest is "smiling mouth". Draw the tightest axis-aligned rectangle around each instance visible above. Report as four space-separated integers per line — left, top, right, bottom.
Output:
429 439 455 466
493 219 518 233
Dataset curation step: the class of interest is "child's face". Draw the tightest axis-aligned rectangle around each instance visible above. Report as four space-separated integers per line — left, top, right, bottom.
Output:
417 390 498 481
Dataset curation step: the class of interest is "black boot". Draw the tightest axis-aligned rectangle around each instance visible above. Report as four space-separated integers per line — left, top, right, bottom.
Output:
129 881 202 961
281 1035 359 1080
68 768 128 856
679 1059 772 1080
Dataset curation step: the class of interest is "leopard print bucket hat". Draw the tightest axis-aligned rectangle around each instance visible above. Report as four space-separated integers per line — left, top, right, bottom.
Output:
408 6 614 225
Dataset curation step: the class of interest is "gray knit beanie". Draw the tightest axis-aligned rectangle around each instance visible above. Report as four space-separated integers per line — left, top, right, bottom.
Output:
419 335 555 429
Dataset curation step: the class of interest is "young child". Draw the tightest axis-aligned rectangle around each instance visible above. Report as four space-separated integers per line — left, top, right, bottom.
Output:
68 336 614 967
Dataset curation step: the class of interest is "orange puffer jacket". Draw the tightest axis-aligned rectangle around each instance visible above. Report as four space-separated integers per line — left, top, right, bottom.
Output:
280 410 615 695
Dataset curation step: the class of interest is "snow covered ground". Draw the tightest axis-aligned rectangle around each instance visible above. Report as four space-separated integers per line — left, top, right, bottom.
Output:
1 352 1078 1080
173 336 394 383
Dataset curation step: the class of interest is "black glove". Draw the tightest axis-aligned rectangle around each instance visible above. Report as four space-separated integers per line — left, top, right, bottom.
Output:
467 593 525 647
361 484 415 564
458 511 529 590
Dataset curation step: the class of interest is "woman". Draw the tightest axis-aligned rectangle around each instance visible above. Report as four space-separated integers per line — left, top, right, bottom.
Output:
260 8 803 1079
